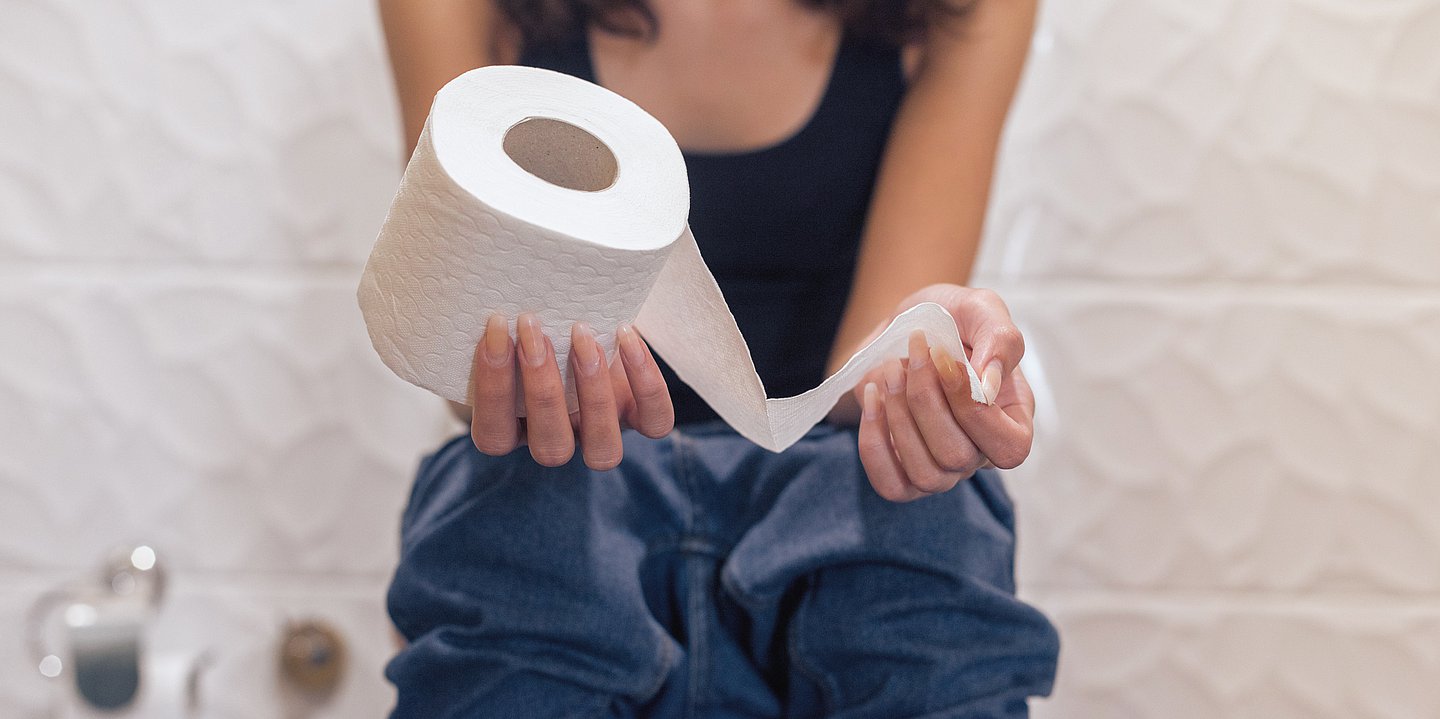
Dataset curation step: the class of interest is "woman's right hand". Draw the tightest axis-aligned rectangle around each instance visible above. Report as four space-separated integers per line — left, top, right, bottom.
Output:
467 313 674 470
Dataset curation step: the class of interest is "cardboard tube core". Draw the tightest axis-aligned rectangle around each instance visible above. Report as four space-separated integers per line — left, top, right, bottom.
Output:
502 117 618 192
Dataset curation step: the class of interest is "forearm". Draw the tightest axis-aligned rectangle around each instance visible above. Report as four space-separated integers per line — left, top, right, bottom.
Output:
827 0 1037 377
379 0 512 421
378 0 512 154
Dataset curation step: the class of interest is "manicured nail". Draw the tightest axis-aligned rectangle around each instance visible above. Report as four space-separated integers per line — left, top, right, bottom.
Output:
883 360 905 395
907 330 928 371
930 346 962 391
517 313 546 367
483 314 510 366
981 360 1003 405
571 322 601 376
863 382 880 421
617 324 646 368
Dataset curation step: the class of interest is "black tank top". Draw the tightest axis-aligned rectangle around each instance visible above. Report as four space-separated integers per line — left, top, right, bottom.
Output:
520 30 907 426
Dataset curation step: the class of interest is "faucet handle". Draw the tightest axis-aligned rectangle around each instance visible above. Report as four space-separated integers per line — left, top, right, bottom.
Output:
278 618 348 697
27 544 166 684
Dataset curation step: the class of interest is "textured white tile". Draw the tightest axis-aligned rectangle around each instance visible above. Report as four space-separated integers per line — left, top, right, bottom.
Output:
1381 3 1440 103
1028 601 1440 719
981 0 1440 285
1007 295 1440 594
1086 2 1197 96
1284 3 1392 96
0 0 400 264
0 277 452 575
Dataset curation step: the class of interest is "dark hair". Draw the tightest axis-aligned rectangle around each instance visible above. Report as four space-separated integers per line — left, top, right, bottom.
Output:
498 0 968 45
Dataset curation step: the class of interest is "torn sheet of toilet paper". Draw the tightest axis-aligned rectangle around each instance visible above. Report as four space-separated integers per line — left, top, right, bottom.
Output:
358 65 984 452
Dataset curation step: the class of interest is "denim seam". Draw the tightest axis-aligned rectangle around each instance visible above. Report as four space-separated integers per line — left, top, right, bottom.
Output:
686 555 709 719
673 429 699 536
672 430 709 717
786 574 844 715
634 549 683 706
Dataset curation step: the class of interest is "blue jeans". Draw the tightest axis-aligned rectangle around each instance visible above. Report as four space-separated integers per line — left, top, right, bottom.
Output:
386 421 1059 718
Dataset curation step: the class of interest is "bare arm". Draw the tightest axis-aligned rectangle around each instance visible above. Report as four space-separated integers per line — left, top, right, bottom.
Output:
378 0 515 155
828 0 1039 498
377 1 674 460
827 0 1037 388
379 0 512 421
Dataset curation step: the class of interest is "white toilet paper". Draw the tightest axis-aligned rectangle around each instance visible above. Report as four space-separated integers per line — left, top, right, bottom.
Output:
359 65 984 452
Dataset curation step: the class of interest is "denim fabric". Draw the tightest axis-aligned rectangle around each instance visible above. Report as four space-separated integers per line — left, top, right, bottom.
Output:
386 421 1059 718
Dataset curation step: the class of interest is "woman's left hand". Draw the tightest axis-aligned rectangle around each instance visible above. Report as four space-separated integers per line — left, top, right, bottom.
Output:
851 284 1035 502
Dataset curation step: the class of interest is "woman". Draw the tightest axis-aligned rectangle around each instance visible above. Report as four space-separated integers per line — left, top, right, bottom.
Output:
379 0 1059 716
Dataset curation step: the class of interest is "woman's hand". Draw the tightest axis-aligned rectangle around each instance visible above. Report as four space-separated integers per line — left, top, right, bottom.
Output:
467 313 674 470
851 285 1035 502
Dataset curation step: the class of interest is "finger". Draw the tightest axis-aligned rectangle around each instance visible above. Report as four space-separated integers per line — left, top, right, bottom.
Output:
469 313 520 456
995 363 1037 419
608 346 636 412
516 313 575 467
881 360 966 495
931 346 1035 470
571 322 624 470
992 366 1038 468
957 289 1025 405
857 382 924 502
617 324 674 439
852 364 887 407
905 331 984 473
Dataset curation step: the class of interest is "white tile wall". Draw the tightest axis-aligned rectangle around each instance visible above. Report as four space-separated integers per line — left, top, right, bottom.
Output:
1028 598 1440 719
1 0 450 714
2 0 1436 716
1005 293 1440 595
0 276 441 575
980 0 1440 716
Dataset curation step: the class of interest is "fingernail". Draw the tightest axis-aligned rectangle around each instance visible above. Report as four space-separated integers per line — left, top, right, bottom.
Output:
930 346 961 391
981 360 1003 405
863 382 880 421
907 330 928 371
617 324 646 368
517 313 546 367
571 322 601 376
883 360 905 395
483 314 510 366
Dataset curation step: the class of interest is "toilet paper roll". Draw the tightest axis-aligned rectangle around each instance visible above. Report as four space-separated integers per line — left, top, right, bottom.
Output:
359 65 984 452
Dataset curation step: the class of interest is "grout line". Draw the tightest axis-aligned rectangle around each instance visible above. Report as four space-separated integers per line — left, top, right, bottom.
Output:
0 259 368 287
0 568 393 596
1020 586 1440 614
981 278 1440 306
1 257 1438 306
8 566 1440 610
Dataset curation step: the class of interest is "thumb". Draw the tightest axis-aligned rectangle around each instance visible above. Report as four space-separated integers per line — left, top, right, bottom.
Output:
955 292 1025 406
